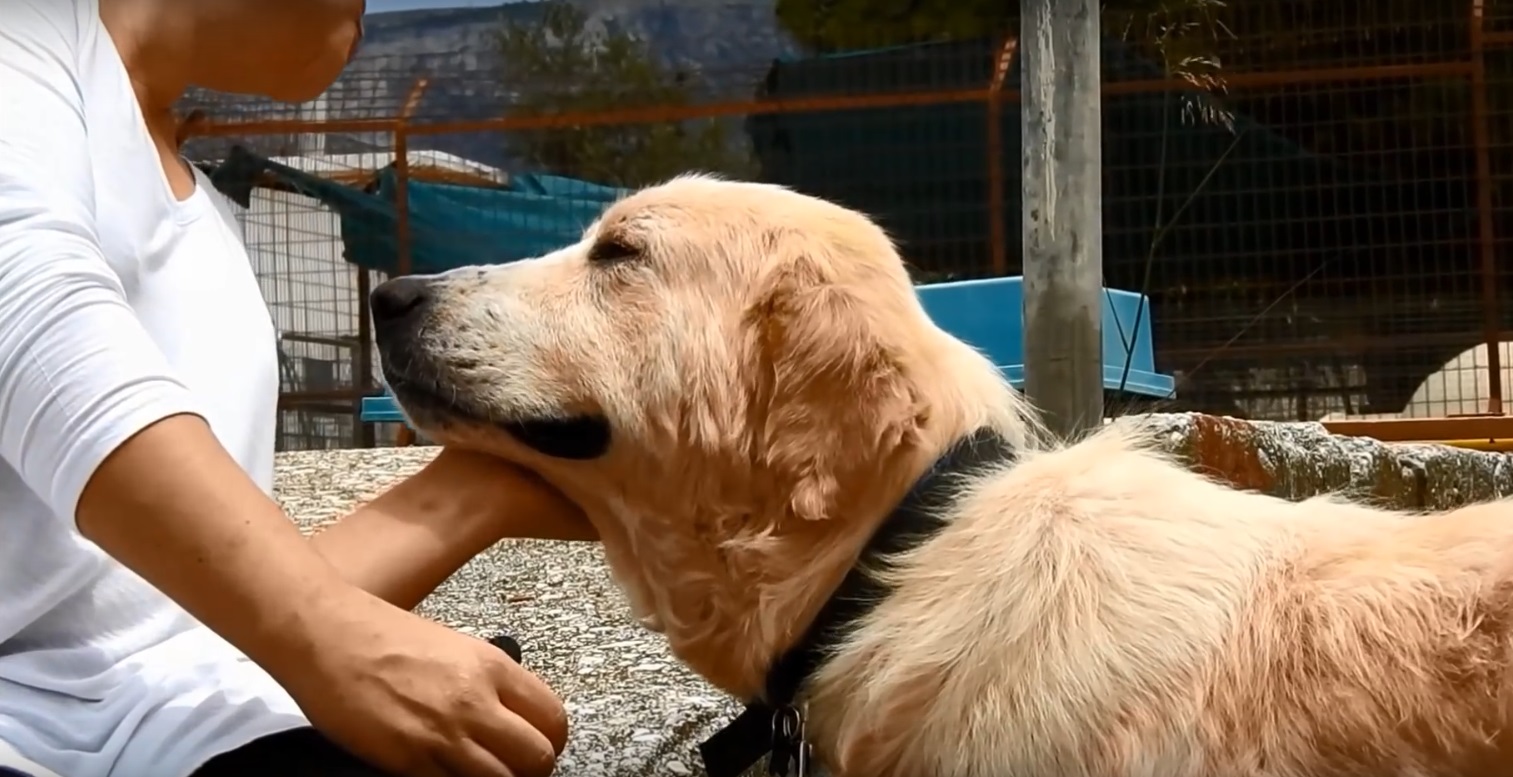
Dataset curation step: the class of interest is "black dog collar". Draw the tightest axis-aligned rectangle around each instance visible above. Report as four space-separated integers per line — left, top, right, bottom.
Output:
698 427 1019 777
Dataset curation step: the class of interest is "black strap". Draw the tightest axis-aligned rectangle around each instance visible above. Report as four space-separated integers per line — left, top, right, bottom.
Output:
699 428 1018 777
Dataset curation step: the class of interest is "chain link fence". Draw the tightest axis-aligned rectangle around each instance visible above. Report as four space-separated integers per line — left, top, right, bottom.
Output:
179 0 1513 448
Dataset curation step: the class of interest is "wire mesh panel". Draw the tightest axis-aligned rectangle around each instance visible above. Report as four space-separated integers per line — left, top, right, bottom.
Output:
176 0 1511 446
183 128 393 451
1142 72 1484 421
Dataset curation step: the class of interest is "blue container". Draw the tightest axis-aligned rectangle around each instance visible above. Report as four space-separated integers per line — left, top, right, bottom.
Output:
361 276 1174 425
914 276 1174 398
361 395 408 424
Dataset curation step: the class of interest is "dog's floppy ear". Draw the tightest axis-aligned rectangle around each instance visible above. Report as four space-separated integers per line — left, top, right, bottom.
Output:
746 253 922 522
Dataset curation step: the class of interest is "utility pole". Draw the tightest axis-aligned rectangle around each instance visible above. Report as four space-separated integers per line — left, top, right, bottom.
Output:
1020 0 1105 439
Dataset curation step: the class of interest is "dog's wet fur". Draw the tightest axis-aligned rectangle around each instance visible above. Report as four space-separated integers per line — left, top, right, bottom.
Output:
375 175 1513 777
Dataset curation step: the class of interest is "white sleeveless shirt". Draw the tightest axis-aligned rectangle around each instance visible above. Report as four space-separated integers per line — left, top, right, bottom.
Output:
0 1 310 774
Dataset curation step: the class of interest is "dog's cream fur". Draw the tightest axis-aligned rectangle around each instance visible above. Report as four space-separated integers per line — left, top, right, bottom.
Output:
379 175 1513 777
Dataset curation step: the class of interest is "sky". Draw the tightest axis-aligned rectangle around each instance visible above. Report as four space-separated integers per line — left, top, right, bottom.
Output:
365 0 524 13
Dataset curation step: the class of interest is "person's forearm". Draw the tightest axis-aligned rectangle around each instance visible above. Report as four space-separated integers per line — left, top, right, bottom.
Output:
308 455 506 612
310 448 594 611
76 413 359 677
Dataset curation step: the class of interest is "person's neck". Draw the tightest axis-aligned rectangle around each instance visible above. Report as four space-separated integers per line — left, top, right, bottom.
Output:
100 0 194 141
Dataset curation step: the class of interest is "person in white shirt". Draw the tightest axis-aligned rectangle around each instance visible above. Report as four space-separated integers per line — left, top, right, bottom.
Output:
0 0 598 775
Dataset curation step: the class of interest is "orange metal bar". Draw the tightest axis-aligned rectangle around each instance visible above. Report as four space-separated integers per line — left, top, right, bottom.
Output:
985 36 1019 277
281 331 360 348
191 117 396 138
1435 439 1513 452
391 79 430 447
392 78 430 280
1105 61 1474 95
405 88 996 135
186 60 1477 139
1469 0 1504 414
411 61 1478 134
1161 329 1513 362
1322 415 1513 443
400 77 430 122
279 388 365 406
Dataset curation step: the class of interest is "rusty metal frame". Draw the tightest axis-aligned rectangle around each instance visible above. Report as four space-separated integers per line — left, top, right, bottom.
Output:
986 36 1019 277
187 33 1513 447
1469 0 1504 415
1323 415 1513 444
391 79 429 447
187 61 1481 139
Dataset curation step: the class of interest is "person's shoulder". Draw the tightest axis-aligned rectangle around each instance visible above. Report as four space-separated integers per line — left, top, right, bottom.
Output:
4 0 99 63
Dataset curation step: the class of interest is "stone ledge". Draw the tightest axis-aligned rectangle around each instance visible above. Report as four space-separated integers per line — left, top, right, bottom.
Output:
1142 413 1513 510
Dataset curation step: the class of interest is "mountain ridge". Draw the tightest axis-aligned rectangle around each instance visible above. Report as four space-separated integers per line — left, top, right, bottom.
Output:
183 0 799 169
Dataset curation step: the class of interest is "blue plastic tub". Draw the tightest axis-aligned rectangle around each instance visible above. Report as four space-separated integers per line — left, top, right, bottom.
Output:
914 276 1174 398
361 395 408 424
361 276 1175 425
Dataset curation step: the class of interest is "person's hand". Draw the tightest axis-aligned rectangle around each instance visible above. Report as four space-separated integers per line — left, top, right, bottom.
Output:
275 586 569 777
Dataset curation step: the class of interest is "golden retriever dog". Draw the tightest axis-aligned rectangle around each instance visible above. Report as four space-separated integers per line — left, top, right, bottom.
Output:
371 175 1513 777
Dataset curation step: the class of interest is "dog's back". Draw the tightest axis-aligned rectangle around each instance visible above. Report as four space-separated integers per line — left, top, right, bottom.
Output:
806 424 1513 777
1207 497 1513 776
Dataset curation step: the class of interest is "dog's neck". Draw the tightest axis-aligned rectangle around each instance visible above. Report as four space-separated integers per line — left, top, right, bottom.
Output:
669 393 1019 697
728 410 1002 675
563 343 1028 699
699 425 1020 777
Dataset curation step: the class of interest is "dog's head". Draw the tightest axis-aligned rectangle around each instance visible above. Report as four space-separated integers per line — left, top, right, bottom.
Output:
373 175 1026 693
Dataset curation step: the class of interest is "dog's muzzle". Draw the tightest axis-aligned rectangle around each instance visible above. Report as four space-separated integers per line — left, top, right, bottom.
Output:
370 276 614 460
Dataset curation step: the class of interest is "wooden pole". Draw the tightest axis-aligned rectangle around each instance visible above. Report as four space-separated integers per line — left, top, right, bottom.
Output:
1021 0 1105 438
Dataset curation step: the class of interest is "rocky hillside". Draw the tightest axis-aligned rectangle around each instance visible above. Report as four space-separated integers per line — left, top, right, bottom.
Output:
182 0 800 168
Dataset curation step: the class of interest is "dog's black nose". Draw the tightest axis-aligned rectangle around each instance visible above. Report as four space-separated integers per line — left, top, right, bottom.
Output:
370 276 431 325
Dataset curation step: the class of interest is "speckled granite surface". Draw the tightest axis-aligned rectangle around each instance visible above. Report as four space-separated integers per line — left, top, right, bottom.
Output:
271 415 1513 776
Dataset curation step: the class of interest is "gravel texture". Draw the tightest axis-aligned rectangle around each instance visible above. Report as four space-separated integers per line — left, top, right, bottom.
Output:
273 446 750 777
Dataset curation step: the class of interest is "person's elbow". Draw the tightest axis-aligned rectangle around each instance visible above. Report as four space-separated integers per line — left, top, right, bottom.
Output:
0 234 203 526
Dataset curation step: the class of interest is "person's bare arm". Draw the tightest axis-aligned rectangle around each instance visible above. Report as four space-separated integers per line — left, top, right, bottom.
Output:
76 417 571 776
1 1 356 674
309 448 595 611
76 415 363 674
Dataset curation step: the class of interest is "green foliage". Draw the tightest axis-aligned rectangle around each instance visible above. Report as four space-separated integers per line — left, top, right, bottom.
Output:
496 1 756 188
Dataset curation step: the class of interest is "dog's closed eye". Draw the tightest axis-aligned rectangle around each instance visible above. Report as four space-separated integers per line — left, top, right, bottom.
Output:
587 237 640 265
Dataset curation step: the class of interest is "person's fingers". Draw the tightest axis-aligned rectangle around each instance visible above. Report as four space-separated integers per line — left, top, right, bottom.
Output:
462 704 557 777
435 739 515 777
488 657 570 755
404 756 463 777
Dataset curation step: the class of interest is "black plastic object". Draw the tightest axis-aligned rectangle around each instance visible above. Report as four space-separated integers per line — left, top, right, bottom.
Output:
489 633 523 664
